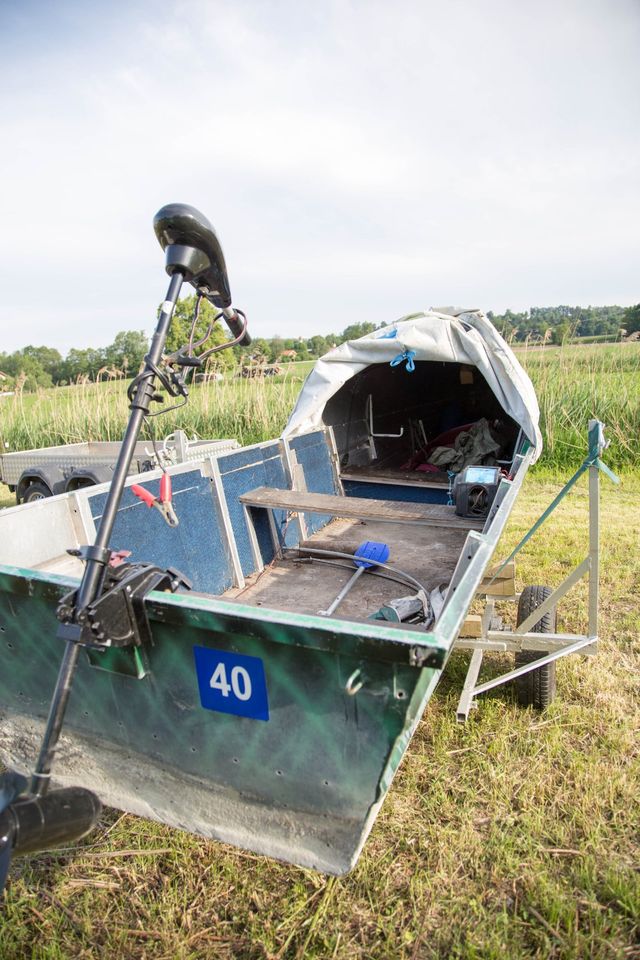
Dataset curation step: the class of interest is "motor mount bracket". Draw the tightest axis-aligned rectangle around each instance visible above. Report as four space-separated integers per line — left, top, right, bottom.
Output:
56 562 191 649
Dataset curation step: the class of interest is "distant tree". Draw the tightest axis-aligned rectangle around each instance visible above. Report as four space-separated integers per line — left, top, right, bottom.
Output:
268 337 285 363
164 296 236 369
63 347 105 382
0 367 14 390
0 350 52 391
339 322 377 343
490 311 514 337
21 345 64 382
307 335 329 357
489 305 623 342
249 338 272 357
552 321 571 345
105 330 148 374
3 301 632 390
622 304 640 335
294 338 310 361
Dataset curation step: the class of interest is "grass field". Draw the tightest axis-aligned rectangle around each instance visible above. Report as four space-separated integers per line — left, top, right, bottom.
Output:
0 343 638 958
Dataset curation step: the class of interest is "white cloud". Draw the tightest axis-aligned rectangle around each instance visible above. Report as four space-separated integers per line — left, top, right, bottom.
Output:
0 0 638 352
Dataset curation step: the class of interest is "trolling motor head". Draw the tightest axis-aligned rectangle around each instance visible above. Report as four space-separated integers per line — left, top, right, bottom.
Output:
154 203 250 345
154 203 232 306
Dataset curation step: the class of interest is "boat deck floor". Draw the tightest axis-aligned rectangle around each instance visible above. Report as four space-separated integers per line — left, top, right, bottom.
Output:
225 517 468 623
31 513 469 627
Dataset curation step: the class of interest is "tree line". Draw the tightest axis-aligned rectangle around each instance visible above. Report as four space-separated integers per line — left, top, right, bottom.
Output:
0 331 150 393
487 304 633 343
1 299 637 392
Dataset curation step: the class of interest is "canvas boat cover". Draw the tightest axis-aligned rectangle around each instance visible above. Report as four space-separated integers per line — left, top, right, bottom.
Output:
283 308 542 461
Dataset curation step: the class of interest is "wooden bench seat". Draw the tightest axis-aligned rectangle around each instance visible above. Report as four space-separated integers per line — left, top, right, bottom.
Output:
239 487 483 530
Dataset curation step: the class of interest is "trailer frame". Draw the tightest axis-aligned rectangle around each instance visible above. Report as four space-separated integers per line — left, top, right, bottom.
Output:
452 419 619 721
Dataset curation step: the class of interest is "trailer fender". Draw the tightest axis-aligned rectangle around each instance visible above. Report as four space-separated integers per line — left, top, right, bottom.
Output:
17 467 65 503
65 467 113 492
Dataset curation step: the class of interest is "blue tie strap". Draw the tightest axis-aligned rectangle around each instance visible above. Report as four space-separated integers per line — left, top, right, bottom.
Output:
390 349 416 372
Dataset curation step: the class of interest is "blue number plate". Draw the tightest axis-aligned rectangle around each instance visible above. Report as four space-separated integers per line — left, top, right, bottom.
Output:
193 646 269 721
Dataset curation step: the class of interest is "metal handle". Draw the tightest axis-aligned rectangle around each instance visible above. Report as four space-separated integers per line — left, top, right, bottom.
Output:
318 565 365 617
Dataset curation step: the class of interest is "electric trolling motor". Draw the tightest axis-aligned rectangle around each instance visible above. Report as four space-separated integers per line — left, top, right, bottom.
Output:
0 204 250 894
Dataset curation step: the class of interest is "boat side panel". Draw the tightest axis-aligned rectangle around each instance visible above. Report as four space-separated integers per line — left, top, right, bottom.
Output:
288 431 338 534
342 479 449 505
218 443 290 575
88 469 233 595
0 568 436 874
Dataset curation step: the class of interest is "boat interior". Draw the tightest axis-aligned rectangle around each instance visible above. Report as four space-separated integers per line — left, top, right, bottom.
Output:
323 359 520 495
0 361 524 632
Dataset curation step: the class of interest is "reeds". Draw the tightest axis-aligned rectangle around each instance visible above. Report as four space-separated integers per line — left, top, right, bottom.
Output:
0 373 303 453
0 345 638 471
515 341 640 469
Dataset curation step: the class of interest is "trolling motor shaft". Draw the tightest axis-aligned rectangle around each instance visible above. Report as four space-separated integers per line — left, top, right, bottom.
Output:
28 269 186 798
26 205 249 800
0 204 249 890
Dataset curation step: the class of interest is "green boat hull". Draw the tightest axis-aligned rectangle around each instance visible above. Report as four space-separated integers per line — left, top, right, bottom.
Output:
0 565 442 874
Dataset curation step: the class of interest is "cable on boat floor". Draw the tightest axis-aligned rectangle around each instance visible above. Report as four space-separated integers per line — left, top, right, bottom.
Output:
226 517 468 622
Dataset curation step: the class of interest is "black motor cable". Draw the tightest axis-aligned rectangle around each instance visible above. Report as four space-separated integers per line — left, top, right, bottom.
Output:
290 555 427 595
291 546 428 595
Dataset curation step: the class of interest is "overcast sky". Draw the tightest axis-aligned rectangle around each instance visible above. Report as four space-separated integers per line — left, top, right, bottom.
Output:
1 0 638 354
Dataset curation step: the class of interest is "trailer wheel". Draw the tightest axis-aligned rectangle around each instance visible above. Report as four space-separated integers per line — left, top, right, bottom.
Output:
23 481 52 503
514 585 557 709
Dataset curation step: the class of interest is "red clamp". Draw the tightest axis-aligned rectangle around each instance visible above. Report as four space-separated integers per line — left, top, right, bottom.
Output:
131 474 179 527
109 549 132 568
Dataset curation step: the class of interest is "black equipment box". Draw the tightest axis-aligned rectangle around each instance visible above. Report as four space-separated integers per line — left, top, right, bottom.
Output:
453 465 501 519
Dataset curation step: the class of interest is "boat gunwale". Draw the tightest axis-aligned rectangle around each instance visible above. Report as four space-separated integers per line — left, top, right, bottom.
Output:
433 448 534 658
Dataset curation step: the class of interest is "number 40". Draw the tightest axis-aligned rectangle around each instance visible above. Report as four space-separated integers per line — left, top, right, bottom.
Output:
210 662 252 701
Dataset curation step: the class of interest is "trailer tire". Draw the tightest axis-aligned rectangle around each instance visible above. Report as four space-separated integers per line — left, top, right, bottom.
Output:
23 481 52 503
514 585 557 709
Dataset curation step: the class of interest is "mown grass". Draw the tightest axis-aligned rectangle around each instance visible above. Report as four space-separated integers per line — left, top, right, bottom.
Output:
0 343 638 471
0 472 638 958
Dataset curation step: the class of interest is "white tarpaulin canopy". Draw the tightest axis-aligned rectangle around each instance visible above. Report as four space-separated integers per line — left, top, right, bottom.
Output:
283 309 542 461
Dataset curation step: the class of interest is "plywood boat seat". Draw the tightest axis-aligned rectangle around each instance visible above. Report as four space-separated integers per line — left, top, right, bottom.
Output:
239 486 483 530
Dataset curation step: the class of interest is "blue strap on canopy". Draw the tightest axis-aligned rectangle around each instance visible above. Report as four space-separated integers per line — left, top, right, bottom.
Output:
390 349 416 372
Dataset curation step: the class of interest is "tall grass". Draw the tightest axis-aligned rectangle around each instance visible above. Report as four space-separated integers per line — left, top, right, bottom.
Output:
0 344 638 471
516 342 640 469
0 375 303 453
